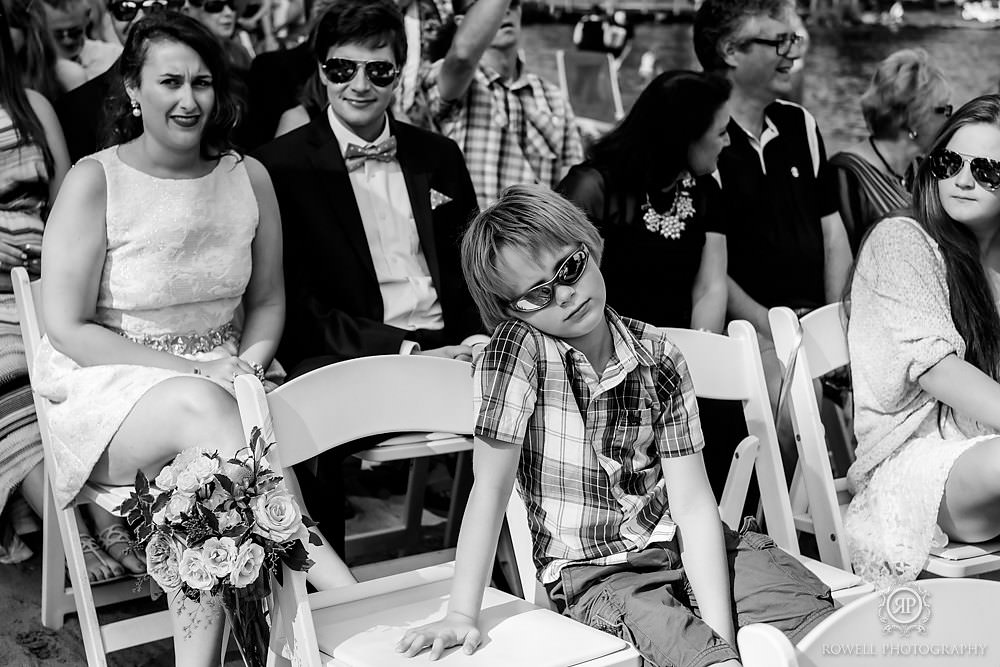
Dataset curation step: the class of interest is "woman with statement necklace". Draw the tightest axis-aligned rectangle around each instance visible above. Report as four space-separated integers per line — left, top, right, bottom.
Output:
557 70 741 497
557 70 731 333
830 48 951 254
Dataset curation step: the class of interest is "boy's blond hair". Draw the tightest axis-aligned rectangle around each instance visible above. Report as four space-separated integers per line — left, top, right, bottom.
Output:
461 184 604 331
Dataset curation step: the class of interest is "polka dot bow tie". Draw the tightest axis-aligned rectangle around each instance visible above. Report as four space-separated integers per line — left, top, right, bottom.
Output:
344 137 398 172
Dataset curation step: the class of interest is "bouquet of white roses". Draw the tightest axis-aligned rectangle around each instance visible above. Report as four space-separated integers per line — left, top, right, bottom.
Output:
117 426 319 666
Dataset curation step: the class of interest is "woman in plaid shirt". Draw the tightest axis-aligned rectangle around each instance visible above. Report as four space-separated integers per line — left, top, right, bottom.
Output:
396 184 834 666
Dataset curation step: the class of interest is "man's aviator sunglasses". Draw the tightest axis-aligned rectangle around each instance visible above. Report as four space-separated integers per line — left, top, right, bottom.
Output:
108 0 183 21
744 32 804 57
928 148 1000 192
508 245 590 313
321 58 399 87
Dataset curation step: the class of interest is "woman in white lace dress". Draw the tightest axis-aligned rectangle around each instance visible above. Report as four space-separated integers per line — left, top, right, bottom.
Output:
846 94 1000 589
35 14 350 663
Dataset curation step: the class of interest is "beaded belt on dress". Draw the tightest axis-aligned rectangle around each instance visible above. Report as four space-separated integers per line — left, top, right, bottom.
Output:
117 322 237 355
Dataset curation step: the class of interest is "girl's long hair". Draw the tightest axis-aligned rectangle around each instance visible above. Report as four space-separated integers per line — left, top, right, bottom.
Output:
909 94 1000 382
0 2 55 175
2 0 64 103
587 70 731 192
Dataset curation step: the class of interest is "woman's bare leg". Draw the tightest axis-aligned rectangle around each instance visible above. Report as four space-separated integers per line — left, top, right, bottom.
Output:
166 590 226 667
938 437 1000 543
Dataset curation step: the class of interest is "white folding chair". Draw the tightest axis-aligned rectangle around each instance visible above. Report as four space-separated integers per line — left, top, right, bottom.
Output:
234 355 642 666
769 304 1000 579
12 267 172 666
663 321 870 603
739 578 1000 666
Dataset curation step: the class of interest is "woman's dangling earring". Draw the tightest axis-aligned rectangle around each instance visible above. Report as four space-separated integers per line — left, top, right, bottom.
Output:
130 99 141 118
907 128 918 141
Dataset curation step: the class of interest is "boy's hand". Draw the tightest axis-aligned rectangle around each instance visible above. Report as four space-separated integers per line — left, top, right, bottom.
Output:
395 612 481 660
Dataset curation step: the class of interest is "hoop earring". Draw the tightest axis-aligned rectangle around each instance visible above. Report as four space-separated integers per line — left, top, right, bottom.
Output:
130 99 141 118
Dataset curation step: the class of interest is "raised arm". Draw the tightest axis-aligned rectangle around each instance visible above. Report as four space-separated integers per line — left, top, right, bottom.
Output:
436 0 509 101
238 157 285 370
396 434 521 659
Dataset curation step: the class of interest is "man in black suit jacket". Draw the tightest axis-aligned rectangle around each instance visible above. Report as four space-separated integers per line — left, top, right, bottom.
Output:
255 0 481 553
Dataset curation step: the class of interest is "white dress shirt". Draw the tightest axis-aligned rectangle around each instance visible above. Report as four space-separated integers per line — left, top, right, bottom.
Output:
327 108 444 339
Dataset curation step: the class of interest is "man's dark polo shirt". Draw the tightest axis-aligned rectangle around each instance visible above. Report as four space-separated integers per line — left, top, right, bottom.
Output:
716 99 839 311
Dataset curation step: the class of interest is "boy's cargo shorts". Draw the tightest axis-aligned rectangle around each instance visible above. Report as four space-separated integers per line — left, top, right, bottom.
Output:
545 522 835 667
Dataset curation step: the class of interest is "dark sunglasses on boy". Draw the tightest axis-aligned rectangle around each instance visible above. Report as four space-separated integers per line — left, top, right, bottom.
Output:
187 0 236 12
107 0 183 21
508 245 590 313
320 57 399 88
928 148 1000 192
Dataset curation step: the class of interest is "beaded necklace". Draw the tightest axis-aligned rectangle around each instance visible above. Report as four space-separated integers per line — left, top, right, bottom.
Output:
642 173 696 240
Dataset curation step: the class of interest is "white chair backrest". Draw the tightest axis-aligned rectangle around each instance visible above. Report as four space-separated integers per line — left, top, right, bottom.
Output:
666 321 799 554
740 578 1000 666
12 268 44 368
238 355 475 470
769 304 852 570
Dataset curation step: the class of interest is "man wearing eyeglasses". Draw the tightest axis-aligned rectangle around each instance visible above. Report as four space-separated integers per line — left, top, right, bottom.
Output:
693 0 851 458
41 0 122 80
421 0 583 208
54 0 184 161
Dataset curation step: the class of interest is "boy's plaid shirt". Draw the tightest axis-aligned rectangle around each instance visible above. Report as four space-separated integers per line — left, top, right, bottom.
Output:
473 309 704 583
422 59 583 209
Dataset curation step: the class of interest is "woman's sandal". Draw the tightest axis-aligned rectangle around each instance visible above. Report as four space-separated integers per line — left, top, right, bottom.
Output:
96 524 146 576
78 534 127 584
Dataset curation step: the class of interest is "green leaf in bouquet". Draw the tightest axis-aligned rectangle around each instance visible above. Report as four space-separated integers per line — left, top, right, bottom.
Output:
279 540 314 572
273 564 283 587
222 525 246 539
301 515 317 528
308 531 323 547
135 523 153 543
150 489 172 514
117 497 138 515
214 473 235 496
135 469 150 496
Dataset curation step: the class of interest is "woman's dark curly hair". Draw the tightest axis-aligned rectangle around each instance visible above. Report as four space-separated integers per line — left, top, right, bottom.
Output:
102 13 243 158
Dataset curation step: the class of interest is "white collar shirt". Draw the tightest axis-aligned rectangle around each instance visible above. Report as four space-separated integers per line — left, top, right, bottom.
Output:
327 107 444 332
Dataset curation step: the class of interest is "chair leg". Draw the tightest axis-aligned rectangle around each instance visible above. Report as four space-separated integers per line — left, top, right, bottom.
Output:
59 503 110 667
400 458 430 556
41 474 68 629
444 451 473 548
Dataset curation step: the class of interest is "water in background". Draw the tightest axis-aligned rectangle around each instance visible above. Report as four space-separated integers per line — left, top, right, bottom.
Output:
522 22 1000 153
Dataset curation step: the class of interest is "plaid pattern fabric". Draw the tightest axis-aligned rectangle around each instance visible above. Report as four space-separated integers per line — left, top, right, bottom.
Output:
473 308 704 583
423 60 583 208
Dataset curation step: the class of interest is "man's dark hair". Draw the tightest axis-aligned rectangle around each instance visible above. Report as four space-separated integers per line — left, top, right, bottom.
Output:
310 0 406 66
693 0 791 72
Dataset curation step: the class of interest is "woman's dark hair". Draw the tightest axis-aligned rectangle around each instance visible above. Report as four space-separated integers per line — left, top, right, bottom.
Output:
907 94 1000 382
0 2 55 175
587 70 731 193
103 14 243 158
3 0 64 103
310 0 406 66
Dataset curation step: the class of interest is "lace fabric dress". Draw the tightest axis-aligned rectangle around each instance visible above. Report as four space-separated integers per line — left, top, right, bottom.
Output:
32 146 258 509
845 216 999 589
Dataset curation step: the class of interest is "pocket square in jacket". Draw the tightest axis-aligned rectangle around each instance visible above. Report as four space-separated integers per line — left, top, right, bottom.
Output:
430 188 453 210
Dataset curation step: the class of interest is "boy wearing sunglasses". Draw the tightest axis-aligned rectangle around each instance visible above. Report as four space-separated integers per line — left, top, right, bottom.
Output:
41 0 122 79
396 184 834 666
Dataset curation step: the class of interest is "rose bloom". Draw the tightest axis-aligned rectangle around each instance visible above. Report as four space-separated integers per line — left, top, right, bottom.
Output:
230 542 266 588
189 455 221 485
145 532 178 568
179 548 216 591
174 469 203 496
154 465 177 490
251 489 302 543
163 493 195 523
201 537 239 577
150 554 182 590
218 509 243 532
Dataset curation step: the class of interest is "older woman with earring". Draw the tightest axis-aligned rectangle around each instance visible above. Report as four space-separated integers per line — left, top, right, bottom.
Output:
830 48 951 253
